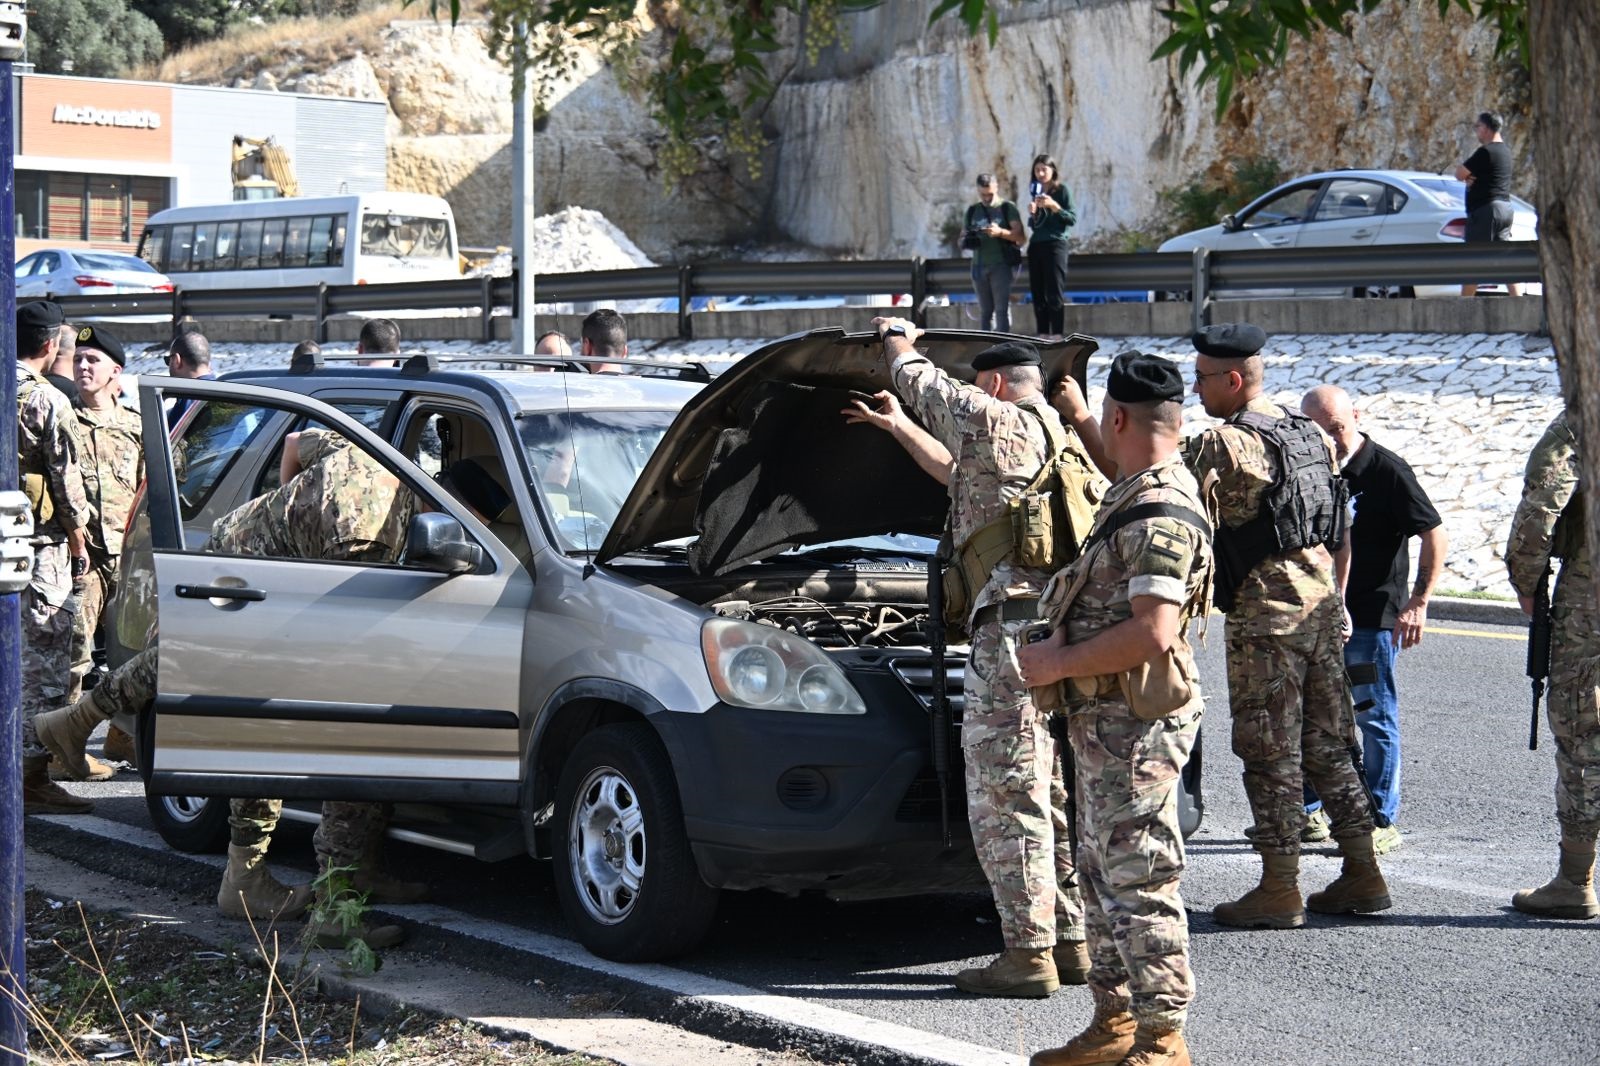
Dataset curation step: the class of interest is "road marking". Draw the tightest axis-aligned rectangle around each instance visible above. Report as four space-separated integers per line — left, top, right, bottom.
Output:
1424 625 1525 640
35 815 1023 1066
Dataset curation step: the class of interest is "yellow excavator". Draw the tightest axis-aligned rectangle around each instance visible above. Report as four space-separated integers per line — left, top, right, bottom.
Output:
231 135 301 200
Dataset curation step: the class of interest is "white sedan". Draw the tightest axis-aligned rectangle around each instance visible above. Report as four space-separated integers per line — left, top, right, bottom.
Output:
1157 168 1538 297
15 248 175 298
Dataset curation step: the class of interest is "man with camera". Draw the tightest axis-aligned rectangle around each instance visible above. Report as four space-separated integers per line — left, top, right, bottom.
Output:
1301 385 1446 854
963 174 1026 333
1018 352 1211 1066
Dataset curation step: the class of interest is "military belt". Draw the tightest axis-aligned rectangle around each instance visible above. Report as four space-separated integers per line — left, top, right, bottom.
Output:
970 598 1041 630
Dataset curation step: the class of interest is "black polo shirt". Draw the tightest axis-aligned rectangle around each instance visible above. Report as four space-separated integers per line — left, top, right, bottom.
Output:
1343 434 1443 630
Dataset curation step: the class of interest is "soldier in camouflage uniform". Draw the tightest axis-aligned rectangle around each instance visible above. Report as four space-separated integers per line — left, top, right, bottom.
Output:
14 301 94 815
1182 323 1390 929
1019 352 1209 1066
851 317 1089 997
63 327 144 772
1505 412 1600 919
37 428 424 945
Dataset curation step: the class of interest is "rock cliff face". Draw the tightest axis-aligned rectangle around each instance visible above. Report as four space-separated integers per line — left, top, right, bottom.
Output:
167 2 1527 259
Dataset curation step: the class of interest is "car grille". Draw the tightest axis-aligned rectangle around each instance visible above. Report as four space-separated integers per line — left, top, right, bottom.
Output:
896 767 970 823
887 653 968 823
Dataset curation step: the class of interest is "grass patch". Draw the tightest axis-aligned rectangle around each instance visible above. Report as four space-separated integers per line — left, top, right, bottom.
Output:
1436 587 1517 602
136 4 409 86
17 889 611 1065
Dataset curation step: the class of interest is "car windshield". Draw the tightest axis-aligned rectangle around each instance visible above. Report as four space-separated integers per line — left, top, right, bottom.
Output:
359 213 453 260
519 409 675 552
76 252 155 274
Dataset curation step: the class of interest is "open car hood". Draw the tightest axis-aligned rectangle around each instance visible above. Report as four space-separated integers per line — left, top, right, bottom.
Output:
595 327 1099 575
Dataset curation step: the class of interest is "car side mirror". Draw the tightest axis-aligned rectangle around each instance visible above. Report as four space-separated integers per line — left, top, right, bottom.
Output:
403 512 483 574
1220 213 1238 232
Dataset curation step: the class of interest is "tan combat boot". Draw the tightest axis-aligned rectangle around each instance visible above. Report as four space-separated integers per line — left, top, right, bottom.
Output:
349 852 430 905
1053 938 1090 985
1306 833 1392 914
1030 993 1136 1066
102 725 137 767
34 691 112 781
22 755 93 815
1511 834 1600 920
49 753 114 782
1119 1024 1190 1066
217 845 314 922
953 946 1059 998
306 916 406 951
1213 851 1305 929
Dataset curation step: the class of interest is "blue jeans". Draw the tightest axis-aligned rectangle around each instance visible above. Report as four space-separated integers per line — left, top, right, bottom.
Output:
1304 627 1399 826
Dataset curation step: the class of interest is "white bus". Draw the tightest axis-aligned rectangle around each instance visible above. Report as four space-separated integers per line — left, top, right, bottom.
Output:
136 192 460 289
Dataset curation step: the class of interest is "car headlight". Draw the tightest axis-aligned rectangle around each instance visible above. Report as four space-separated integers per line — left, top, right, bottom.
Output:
701 618 866 715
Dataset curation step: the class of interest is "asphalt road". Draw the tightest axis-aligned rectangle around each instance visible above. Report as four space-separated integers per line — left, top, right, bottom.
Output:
32 619 1600 1066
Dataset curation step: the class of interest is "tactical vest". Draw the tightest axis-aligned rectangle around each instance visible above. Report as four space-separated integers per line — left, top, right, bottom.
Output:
16 373 54 527
1553 489 1586 561
941 404 1106 632
1212 410 1349 612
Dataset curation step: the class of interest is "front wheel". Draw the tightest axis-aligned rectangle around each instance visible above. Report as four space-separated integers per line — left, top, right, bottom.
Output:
145 790 229 854
551 722 720 961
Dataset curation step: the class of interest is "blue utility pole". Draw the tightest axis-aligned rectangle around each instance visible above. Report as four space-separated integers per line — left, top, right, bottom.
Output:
1 14 26 1062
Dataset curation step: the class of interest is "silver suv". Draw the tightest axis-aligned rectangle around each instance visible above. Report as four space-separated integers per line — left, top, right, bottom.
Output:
112 328 1202 961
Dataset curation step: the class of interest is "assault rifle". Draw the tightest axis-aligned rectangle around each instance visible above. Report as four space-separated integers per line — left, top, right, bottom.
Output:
928 544 953 846
1527 562 1553 752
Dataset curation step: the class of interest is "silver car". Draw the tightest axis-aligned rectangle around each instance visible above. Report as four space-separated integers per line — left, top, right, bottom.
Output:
15 247 175 297
112 332 1202 961
1157 168 1538 297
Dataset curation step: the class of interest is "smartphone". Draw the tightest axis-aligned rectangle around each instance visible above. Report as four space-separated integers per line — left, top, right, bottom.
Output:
1022 621 1053 645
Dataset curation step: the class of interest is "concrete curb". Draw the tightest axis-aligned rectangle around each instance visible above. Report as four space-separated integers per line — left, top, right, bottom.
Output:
24 817 1016 1066
1427 595 1525 627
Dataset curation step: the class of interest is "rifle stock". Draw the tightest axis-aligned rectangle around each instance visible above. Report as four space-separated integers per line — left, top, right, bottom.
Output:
1527 562 1553 752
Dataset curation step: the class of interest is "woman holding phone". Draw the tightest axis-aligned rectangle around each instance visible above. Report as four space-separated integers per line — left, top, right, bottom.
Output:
1025 154 1076 341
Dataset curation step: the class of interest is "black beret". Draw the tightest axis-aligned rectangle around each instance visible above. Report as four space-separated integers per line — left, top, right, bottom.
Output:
1108 351 1185 404
17 301 63 332
74 324 125 367
1191 322 1266 359
970 341 1041 372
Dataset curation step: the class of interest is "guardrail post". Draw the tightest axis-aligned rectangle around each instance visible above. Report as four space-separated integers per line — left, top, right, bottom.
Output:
480 274 495 343
678 265 693 340
910 257 928 328
170 284 183 335
1190 247 1210 333
314 282 329 343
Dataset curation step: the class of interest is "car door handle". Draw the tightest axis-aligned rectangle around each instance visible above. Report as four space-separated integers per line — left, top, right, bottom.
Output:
1267 237 1293 246
1350 229 1375 239
175 584 267 603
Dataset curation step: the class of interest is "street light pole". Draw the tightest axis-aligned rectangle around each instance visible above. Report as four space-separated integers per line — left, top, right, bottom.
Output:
1 7 29 1061
509 22 534 354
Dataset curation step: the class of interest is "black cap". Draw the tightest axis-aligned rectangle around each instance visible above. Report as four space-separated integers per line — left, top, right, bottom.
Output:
970 341 1042 371
1191 322 1266 359
1108 351 1185 404
18 301 64 332
74 324 125 367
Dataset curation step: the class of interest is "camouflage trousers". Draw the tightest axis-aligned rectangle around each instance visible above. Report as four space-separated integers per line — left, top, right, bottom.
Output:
1068 701 1200 1030
230 798 392 870
20 540 76 758
1225 610 1374 854
1549 601 1600 837
68 554 118 706
964 617 1083 949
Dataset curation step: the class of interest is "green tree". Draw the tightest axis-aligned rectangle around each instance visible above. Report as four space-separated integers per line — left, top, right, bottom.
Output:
28 0 164 77
130 1 238 50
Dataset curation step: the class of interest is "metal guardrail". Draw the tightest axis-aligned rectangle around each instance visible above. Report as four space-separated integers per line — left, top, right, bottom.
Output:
30 242 1541 341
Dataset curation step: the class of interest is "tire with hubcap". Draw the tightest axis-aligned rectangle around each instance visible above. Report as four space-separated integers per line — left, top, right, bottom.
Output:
551 722 719 961
145 790 229 853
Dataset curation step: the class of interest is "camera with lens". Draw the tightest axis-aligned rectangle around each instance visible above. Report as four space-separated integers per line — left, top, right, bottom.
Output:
960 226 987 251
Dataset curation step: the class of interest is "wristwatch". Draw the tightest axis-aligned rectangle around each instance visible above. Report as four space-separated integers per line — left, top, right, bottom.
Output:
884 324 909 338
